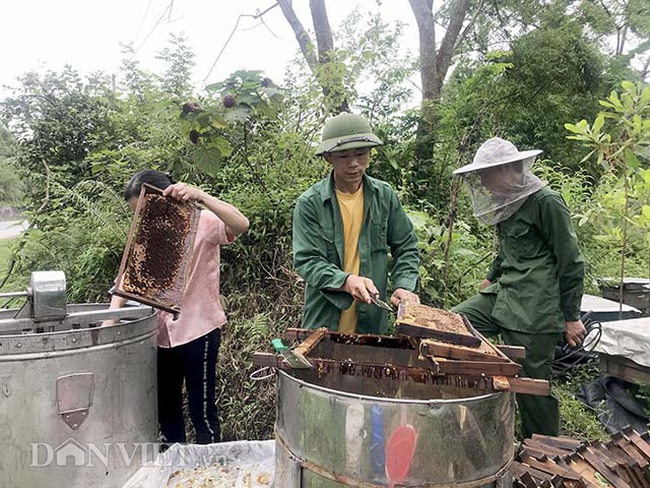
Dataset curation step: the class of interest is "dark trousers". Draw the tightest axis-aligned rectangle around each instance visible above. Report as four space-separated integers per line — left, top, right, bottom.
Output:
452 292 562 438
157 327 221 444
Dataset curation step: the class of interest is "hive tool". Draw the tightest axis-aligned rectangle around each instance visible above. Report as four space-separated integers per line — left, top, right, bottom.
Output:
271 338 313 369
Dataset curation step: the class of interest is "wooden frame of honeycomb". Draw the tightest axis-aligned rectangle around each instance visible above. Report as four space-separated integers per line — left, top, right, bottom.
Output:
395 303 482 347
114 183 200 314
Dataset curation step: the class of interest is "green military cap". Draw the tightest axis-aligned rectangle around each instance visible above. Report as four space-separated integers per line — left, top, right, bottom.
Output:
315 112 383 155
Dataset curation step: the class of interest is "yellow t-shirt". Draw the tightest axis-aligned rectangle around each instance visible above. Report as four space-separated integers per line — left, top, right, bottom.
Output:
335 186 364 333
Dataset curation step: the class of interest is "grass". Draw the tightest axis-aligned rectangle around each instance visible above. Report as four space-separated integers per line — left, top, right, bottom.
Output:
555 358 608 440
0 238 12 268
0 236 27 295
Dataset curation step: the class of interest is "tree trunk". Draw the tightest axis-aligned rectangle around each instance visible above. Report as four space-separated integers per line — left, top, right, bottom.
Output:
437 0 471 94
641 55 650 80
409 0 439 101
409 0 471 105
277 0 349 113
277 0 318 71
310 0 334 63
408 0 470 165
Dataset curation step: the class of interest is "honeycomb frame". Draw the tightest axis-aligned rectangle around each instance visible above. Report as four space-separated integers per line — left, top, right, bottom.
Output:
114 183 200 314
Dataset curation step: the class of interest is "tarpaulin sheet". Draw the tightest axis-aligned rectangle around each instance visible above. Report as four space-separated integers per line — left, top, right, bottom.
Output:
122 440 275 488
581 294 641 322
594 317 650 368
577 375 649 434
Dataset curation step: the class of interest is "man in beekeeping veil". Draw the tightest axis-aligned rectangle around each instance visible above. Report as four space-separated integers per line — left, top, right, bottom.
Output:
452 137 586 438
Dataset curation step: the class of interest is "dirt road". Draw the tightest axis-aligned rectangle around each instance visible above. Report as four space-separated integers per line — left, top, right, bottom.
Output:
0 220 28 239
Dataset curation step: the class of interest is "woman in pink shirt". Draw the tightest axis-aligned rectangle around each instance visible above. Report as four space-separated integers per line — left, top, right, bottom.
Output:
110 169 249 445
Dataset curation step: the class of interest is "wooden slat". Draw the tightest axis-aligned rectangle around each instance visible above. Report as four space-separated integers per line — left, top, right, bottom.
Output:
518 463 557 483
508 377 551 396
252 351 283 368
532 434 583 452
519 452 584 481
395 322 482 347
293 327 327 358
589 442 635 486
565 481 587 488
565 453 613 488
552 457 591 488
524 445 557 461
553 456 574 470
585 442 625 474
513 478 530 488
624 427 650 462
498 344 527 359
422 356 522 376
605 441 650 488
420 340 509 362
462 317 519 363
578 446 630 488
492 375 511 391
517 469 542 488
613 433 650 468
524 439 576 458
600 442 642 477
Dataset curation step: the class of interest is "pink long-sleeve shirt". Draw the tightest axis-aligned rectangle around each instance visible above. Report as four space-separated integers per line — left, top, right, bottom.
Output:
156 210 232 347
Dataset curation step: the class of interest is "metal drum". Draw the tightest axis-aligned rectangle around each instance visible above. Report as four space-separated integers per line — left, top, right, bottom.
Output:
0 300 158 488
275 369 515 487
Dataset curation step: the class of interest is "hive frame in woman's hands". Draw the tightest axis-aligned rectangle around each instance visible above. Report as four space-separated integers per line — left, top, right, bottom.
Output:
114 183 200 314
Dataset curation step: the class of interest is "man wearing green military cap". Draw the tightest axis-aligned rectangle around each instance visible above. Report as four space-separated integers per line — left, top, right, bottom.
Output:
292 112 420 334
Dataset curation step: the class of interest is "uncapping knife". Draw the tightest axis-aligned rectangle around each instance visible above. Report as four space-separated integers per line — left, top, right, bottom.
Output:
370 293 395 313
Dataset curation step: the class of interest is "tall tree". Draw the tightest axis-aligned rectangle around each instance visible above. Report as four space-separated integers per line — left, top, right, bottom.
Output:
406 0 472 165
408 0 471 103
0 126 23 205
277 0 350 113
444 17 607 169
578 0 650 80
155 33 197 98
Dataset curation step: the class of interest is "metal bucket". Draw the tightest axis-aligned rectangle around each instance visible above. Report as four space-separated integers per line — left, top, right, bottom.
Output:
275 369 515 487
0 304 158 488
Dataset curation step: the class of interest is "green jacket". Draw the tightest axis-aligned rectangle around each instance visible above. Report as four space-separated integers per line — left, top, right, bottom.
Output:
292 172 419 333
484 186 584 334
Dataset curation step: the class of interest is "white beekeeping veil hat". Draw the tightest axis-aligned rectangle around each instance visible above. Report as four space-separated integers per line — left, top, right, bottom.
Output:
455 137 546 225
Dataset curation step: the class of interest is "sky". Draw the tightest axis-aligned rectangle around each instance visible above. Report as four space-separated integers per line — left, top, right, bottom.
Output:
0 0 420 98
